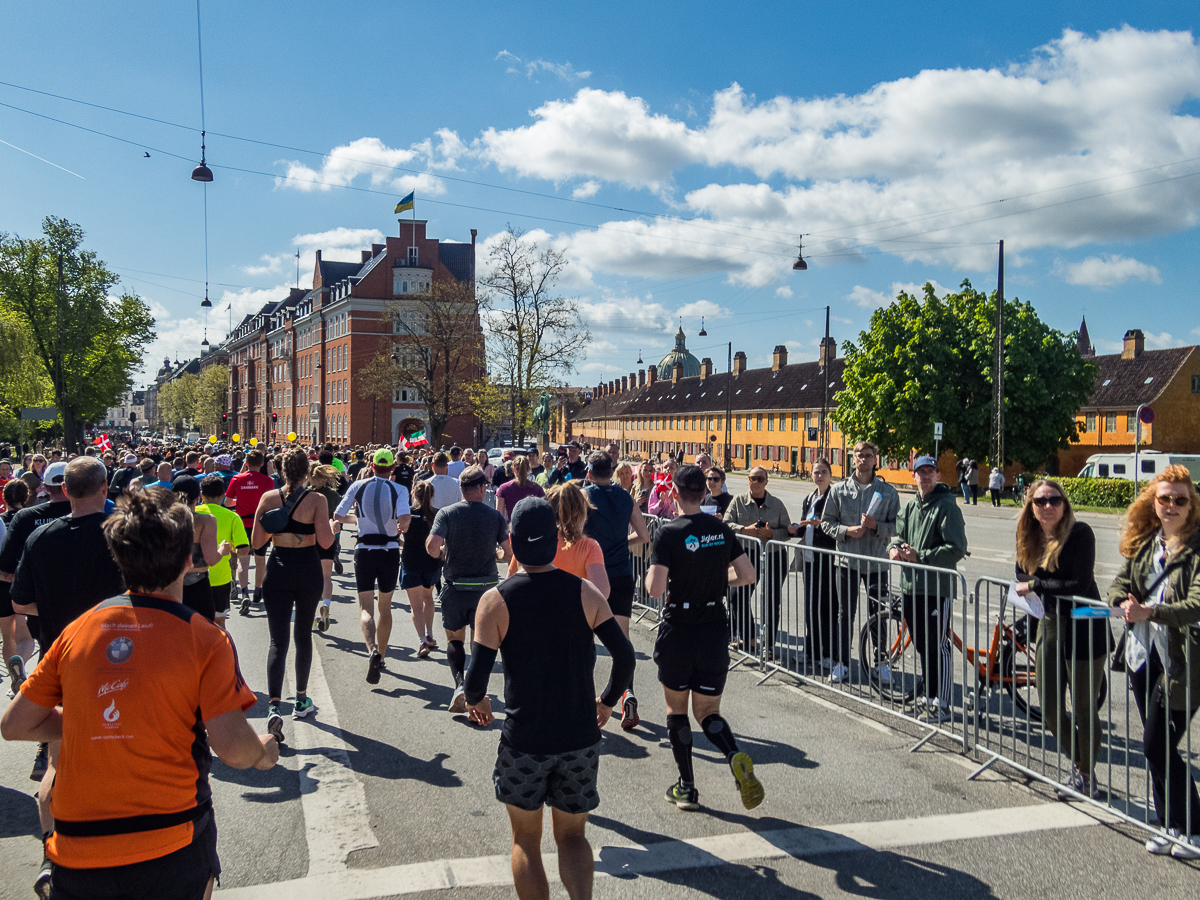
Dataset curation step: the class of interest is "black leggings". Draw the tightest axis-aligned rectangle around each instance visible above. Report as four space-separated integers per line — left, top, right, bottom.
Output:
264 545 323 701
1130 650 1200 834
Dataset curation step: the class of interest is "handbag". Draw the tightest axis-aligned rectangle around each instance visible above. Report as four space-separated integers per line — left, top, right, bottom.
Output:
1111 559 1180 673
260 487 308 534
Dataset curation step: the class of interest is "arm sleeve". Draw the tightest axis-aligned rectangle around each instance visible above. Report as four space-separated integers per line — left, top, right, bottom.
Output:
593 617 634 708
464 642 498 705
769 498 791 541
886 506 907 553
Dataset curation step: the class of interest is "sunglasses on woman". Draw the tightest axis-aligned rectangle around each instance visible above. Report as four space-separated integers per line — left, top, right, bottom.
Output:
1032 496 1064 508
1155 494 1190 508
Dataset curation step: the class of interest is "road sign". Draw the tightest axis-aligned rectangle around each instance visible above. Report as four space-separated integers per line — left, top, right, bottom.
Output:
807 427 818 441
933 422 943 439
1138 406 1155 424
21 407 57 421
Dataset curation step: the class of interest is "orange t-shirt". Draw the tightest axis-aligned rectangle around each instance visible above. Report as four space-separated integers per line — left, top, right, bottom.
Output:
20 592 256 868
507 534 603 580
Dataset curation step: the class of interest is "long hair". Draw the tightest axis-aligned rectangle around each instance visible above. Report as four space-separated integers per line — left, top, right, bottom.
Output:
1120 464 1200 557
546 482 593 545
512 455 531 487
1015 479 1075 572
280 448 310 498
410 479 436 524
309 464 339 491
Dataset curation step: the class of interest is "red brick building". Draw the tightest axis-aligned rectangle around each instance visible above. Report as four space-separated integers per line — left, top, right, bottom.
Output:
224 221 480 447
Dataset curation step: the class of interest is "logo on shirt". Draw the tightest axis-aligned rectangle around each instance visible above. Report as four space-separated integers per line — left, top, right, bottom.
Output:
98 679 129 698
105 637 134 665
685 535 700 552
102 699 120 723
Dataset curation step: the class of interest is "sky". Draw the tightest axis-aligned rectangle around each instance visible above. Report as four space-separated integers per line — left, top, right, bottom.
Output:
2 1 1199 388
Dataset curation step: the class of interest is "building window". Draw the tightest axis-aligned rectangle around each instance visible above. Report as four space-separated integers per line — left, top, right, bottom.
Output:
756 414 763 430
735 417 740 431
767 416 774 431
1126 411 1136 433
1193 374 1200 393
779 414 786 431
1106 413 1117 432
1085 413 1096 432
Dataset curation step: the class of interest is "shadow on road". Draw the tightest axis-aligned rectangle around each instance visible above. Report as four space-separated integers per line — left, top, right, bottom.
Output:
0 784 40 839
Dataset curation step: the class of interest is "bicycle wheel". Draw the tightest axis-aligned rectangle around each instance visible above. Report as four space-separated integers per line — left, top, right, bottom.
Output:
859 610 921 703
999 634 1042 723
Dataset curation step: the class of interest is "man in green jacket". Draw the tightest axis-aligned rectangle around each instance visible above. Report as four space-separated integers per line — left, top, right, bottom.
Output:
887 456 968 723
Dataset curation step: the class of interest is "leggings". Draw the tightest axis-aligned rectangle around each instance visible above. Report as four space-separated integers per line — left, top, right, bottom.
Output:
1035 614 1106 775
264 545 323 701
1130 649 1200 835
902 592 952 706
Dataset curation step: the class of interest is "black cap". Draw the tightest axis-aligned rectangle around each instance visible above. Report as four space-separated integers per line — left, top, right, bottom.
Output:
510 497 558 566
173 474 201 502
673 464 706 494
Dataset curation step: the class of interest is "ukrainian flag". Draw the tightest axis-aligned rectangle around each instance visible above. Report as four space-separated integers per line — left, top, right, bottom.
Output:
394 192 414 214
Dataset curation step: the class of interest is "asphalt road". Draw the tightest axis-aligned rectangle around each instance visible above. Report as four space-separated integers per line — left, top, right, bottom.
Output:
1 507 1197 900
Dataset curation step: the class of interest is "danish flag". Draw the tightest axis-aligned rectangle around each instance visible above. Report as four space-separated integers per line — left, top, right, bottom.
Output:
93 433 112 453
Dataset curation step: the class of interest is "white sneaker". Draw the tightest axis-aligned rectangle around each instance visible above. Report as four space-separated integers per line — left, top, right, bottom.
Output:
919 702 950 724
449 684 467 714
1170 833 1200 860
830 664 850 684
1146 830 1176 855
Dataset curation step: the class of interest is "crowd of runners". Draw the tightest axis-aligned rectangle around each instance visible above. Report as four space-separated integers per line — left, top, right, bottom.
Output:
1 432 1198 898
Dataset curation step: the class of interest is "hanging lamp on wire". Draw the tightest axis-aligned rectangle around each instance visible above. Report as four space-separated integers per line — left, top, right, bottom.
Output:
637 350 643 365
792 239 808 271
193 0 214 322
698 316 707 337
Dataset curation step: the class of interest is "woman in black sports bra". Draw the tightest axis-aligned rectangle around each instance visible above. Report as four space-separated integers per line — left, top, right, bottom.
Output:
251 448 334 741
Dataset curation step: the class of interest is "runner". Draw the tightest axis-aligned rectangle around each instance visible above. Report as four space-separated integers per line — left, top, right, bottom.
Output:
308 465 343 633
251 448 335 738
584 450 651 730
226 449 275 615
401 480 443 658
1 487 277 900
173 476 230 624
465 496 634 900
644 464 764 811
335 449 412 684
196 475 250 628
425 466 512 713
428 452 463 510
0 479 34 697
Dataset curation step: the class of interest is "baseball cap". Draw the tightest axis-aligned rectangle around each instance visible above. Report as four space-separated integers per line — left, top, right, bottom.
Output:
122 453 137 464
509 497 558 566
216 454 233 467
673 464 706 494
173 475 201 502
43 461 69 487
459 465 489 489
913 455 938 471
565 440 581 449
373 448 395 467
525 446 538 455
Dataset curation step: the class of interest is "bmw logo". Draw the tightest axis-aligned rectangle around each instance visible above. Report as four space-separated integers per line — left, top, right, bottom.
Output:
106 637 134 665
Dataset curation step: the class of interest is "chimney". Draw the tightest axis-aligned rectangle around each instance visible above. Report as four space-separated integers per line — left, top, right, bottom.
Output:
672 362 683 383
372 243 384 257
819 336 837 367
647 366 657 385
772 345 788 371
733 351 747 376
1122 329 1144 360
470 229 478 246
621 376 628 392
638 369 646 387
361 250 372 263
629 373 636 391
700 358 713 380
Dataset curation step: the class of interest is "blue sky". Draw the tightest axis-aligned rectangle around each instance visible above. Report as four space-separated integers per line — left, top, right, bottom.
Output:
2 2 1198 386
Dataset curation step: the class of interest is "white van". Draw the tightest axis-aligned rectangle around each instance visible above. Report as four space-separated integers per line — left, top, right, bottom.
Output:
185 431 201 444
1076 451 1200 482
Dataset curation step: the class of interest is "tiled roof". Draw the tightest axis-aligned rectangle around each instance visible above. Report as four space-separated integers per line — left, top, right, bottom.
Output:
1083 347 1194 409
573 358 846 422
438 243 474 282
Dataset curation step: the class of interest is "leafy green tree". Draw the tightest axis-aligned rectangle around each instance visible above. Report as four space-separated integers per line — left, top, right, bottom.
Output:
194 365 229 433
0 217 156 449
832 281 1097 470
159 374 199 432
356 350 399 443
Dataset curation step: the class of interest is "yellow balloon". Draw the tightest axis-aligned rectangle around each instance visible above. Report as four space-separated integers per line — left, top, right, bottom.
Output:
287 432 298 442
232 433 241 443
208 436 217 444
249 438 258 447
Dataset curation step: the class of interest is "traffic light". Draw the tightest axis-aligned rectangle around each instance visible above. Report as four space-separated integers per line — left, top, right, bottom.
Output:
272 413 278 423
222 431 228 439
222 413 228 425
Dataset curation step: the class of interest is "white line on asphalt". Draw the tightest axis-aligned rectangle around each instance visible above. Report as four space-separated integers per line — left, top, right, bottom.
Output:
288 644 379 875
216 802 1105 899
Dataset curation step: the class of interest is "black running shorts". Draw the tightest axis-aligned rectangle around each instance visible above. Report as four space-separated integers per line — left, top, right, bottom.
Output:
317 534 340 561
653 620 730 696
400 566 441 590
606 573 635 618
211 583 232 617
0 581 13 618
439 583 487 633
493 741 601 814
355 548 401 594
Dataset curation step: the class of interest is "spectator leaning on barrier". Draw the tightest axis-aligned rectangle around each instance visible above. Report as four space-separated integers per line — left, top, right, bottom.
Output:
887 456 968 724
1111 466 1200 859
722 466 798 660
1014 478 1109 801
820 441 899 684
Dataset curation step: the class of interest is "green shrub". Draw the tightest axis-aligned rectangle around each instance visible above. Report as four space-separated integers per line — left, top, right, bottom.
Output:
1055 477 1135 509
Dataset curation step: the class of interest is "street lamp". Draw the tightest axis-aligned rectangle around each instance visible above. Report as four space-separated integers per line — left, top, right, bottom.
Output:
191 132 214 183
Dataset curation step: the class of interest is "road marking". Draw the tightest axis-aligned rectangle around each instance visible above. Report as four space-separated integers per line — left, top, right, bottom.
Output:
216 802 1104 899
289 644 378 875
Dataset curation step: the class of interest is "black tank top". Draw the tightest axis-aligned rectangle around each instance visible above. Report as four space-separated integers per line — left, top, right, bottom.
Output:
498 569 600 754
279 488 316 535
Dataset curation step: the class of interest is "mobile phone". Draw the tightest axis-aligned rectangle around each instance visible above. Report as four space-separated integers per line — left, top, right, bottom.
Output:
756 519 767 528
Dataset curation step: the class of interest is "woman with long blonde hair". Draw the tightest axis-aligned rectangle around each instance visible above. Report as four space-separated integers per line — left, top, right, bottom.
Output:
507 482 609 598
1111 466 1200 857
1014 478 1108 800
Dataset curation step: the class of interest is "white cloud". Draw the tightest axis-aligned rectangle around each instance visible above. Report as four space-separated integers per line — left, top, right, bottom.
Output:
495 51 590 83
848 280 950 308
572 180 601 199
275 137 451 195
242 254 286 276
1144 331 1187 349
1054 254 1163 287
775 285 793 298
292 227 385 263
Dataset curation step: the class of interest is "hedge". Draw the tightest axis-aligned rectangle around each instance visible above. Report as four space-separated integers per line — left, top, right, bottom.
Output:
1054 477 1135 509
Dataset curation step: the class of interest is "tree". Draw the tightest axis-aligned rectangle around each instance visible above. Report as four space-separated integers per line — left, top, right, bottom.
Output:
0 217 155 450
357 350 398 443
158 373 199 432
0 315 56 442
467 376 509 443
194 365 229 433
479 225 591 445
387 276 485 446
832 281 1097 470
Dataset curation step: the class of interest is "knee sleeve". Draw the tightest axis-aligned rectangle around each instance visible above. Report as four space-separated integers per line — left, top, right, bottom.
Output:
700 714 739 758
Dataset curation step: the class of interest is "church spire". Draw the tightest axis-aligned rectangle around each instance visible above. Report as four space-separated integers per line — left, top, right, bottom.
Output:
1077 316 1094 358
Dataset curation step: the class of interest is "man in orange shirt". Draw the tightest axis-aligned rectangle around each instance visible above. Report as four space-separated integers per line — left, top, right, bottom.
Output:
1 488 278 900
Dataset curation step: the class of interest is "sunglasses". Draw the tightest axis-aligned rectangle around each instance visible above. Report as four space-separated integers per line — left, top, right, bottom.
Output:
1155 494 1190 508
748 475 766 483
1032 496 1064 508
706 475 722 482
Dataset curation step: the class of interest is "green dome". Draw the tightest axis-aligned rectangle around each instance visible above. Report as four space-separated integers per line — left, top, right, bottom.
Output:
657 327 701 380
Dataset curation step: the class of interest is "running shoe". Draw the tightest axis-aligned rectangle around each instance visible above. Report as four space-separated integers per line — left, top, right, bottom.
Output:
664 780 700 811
449 684 468 714
425 636 438 651
253 587 263 606
830 664 850 684
239 592 251 617
317 605 330 633
877 664 894 686
333 558 344 575
918 702 950 725
30 743 48 782
292 697 316 719
7 654 26 691
33 854 52 900
366 650 383 685
266 705 285 745
1171 834 1200 860
620 692 640 731
1146 829 1179 855
417 640 431 659
819 657 833 671
729 751 765 810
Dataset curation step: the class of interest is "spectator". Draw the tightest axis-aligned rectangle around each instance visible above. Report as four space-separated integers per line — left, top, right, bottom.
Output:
799 458 839 670
967 459 980 506
634 461 655 513
649 459 680 519
446 446 466 479
988 467 1005 507
546 441 587 486
614 462 635 494
701 467 733 516
495 456 545 522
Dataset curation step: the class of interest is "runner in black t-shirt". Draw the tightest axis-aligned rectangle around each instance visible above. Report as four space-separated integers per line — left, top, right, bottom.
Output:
645 465 764 812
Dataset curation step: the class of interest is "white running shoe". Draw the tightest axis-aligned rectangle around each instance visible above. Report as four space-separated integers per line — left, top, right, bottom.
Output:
1145 830 1176 855
449 684 467 714
1170 833 1200 859
830 664 850 684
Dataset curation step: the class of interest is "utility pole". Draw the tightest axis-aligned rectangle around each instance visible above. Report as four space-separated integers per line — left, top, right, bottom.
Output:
990 240 1005 469
820 305 830 458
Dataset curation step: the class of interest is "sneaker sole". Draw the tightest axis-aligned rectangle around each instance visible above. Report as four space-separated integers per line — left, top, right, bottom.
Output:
7 656 26 690
34 869 51 900
417 645 430 659
318 609 330 632
366 653 382 685
730 752 765 810
621 698 640 731
292 705 316 720
448 692 468 714
267 714 285 745
239 599 251 616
